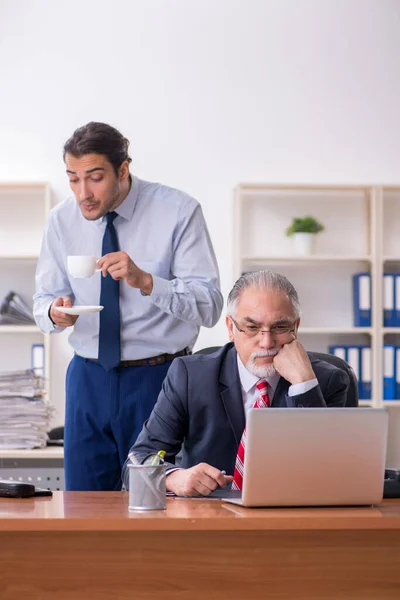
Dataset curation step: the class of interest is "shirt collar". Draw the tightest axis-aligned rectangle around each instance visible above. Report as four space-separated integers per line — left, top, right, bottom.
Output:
98 175 140 224
236 353 280 394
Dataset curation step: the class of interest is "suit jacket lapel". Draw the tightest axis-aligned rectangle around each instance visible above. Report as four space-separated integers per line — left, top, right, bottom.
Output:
271 375 290 407
219 345 245 446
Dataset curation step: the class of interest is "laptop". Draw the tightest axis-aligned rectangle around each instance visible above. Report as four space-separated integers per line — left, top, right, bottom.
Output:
220 407 388 507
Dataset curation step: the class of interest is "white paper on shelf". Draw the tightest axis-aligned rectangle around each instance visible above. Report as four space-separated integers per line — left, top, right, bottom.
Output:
358 275 371 310
332 347 346 361
396 275 400 314
31 343 45 377
384 274 394 310
361 347 372 383
384 346 395 378
347 347 360 379
0 368 54 449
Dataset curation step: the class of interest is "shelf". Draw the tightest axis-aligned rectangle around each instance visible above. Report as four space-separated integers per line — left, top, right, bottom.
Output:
0 447 63 459
0 183 52 427
234 183 400 465
382 186 400 192
300 327 372 334
0 182 49 191
241 255 372 263
237 183 372 193
0 255 39 263
0 325 40 334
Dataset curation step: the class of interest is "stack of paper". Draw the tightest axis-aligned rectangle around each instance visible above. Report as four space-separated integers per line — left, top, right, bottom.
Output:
0 291 35 325
0 370 54 449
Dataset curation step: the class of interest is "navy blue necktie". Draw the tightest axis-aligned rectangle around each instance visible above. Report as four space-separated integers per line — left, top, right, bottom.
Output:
98 212 120 370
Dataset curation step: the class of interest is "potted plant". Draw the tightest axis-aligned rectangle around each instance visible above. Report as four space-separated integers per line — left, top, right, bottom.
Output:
285 216 324 255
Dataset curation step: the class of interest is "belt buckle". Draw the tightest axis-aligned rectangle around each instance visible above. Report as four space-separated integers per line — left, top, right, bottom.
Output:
147 356 158 366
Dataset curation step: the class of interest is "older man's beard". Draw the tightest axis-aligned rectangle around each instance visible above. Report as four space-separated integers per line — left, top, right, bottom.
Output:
246 350 278 378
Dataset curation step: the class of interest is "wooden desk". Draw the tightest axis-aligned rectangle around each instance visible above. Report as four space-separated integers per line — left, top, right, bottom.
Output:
0 493 400 599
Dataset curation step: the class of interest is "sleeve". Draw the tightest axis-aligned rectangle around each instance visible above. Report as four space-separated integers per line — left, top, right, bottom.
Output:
33 213 73 333
288 378 318 396
147 203 223 327
122 358 190 489
288 368 349 408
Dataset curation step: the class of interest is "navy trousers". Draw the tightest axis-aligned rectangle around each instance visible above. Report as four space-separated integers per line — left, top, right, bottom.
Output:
64 355 172 491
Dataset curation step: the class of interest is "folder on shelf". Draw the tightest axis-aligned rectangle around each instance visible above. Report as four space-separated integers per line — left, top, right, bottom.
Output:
353 273 371 327
395 275 400 327
0 291 35 325
328 346 346 361
396 347 400 400
383 273 396 327
346 346 361 398
328 345 369 399
383 345 396 401
359 346 372 400
31 344 45 378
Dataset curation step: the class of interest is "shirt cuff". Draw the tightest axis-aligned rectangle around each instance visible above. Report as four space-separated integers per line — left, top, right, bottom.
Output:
166 467 182 476
288 378 318 397
40 300 58 332
44 300 65 332
151 275 173 297
140 274 173 298
47 301 56 326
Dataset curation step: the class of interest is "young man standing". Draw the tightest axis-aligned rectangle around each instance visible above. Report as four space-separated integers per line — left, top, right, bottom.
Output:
34 122 223 491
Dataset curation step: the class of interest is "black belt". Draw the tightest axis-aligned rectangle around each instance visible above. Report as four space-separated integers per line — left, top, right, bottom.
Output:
82 348 190 367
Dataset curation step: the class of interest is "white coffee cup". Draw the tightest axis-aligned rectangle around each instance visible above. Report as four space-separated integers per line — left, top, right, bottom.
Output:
67 255 99 278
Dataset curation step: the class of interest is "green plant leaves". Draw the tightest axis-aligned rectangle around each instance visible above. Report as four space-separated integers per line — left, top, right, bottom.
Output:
285 216 324 236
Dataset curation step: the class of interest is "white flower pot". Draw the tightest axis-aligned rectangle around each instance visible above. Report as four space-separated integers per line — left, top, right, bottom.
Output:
292 232 316 256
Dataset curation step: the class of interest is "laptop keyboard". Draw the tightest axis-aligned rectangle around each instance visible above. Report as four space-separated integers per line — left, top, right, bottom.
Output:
208 488 242 499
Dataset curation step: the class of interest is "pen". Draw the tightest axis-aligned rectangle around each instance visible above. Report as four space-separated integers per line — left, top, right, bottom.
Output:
220 470 227 488
151 450 166 465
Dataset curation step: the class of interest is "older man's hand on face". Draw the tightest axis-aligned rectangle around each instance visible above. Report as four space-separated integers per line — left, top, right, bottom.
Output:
273 335 316 385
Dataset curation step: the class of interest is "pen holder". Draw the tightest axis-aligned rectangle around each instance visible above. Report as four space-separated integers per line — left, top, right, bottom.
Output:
128 463 167 511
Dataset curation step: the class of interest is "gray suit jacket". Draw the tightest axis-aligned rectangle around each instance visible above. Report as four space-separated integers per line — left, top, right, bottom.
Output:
123 343 349 486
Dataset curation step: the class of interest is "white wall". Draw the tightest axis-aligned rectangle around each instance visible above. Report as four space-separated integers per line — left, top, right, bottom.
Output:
1 0 400 426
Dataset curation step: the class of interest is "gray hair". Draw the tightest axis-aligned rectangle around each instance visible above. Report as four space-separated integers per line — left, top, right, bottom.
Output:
227 270 301 319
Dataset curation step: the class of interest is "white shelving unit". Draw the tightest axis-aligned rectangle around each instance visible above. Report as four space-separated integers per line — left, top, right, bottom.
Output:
234 183 400 465
0 183 51 396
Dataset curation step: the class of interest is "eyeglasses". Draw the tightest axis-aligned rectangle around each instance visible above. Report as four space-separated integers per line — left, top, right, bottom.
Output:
230 316 296 339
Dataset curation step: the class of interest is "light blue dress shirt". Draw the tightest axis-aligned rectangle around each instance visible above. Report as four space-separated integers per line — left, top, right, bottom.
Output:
33 176 223 360
237 355 318 415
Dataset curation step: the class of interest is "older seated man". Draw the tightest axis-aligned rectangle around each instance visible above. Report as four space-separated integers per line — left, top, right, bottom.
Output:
123 269 349 497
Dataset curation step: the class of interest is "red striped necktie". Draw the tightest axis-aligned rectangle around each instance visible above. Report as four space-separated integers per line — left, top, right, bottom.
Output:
232 379 270 491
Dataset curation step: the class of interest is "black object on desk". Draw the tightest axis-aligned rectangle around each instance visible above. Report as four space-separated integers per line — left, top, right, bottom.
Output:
0 480 53 498
47 425 64 446
384 469 400 498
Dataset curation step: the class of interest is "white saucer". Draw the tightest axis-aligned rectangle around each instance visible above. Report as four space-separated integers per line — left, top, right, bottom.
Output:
54 305 104 316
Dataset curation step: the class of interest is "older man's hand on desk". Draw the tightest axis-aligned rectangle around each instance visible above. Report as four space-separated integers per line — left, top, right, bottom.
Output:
166 463 233 497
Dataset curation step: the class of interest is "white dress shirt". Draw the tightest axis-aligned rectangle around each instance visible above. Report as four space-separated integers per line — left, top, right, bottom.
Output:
236 355 318 417
33 176 223 359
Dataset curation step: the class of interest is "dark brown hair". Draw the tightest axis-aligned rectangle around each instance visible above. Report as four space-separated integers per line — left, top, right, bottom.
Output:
63 122 132 174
